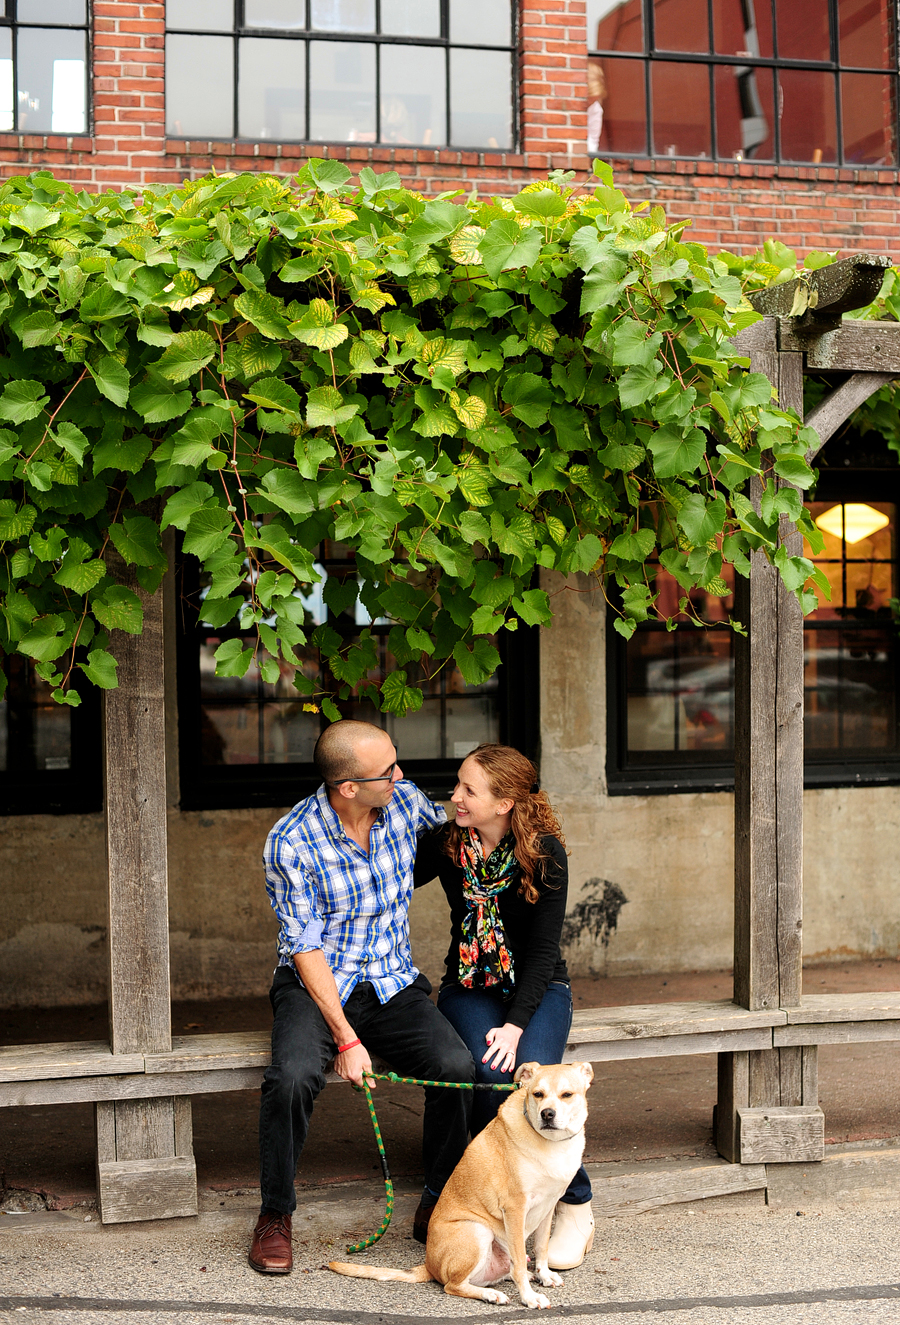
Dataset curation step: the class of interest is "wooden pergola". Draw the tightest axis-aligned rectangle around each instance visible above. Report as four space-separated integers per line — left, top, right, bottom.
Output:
3 255 900 1221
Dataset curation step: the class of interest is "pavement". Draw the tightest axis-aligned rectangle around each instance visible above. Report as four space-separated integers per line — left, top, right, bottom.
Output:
1 963 900 1322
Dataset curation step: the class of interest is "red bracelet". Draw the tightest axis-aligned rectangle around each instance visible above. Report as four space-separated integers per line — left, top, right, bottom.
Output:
337 1037 361 1054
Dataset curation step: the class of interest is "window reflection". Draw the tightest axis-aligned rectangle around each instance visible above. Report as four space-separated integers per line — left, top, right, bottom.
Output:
16 27 85 134
840 0 893 67
653 0 709 52
587 0 644 51
310 0 376 32
841 72 896 165
450 48 513 149
380 44 446 146
779 68 837 163
652 59 712 156
0 656 72 773
309 39 376 141
239 37 306 141
166 34 233 137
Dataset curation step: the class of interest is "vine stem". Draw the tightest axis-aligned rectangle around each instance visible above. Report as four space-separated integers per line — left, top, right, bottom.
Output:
24 366 89 466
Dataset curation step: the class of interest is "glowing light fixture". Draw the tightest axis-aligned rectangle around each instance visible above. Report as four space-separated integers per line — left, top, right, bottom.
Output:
815 503 891 545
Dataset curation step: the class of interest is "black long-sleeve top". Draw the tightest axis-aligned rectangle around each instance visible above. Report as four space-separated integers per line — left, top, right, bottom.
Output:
413 826 570 1030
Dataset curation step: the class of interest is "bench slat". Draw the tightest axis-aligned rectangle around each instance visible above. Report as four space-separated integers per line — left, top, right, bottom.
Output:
0 1041 145 1082
145 1031 271 1074
785 993 900 1024
568 1000 786 1042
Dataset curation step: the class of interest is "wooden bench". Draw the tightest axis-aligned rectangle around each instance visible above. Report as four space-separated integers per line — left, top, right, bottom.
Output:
4 994 899 1110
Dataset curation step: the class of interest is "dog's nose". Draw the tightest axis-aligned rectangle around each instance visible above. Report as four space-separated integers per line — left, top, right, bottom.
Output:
541 1107 556 1124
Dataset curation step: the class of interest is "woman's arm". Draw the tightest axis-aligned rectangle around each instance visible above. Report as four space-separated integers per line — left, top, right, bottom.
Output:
412 824 447 889
504 837 569 1030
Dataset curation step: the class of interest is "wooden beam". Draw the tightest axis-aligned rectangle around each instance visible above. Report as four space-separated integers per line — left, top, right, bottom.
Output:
747 254 890 332
100 549 195 1224
738 1106 825 1164
780 317 900 371
804 371 899 458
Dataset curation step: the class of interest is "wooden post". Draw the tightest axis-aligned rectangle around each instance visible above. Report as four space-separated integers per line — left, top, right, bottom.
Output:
716 319 817 1160
95 551 197 1223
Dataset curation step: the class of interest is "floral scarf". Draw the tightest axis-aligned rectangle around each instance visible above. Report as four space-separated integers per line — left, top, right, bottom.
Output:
458 829 518 996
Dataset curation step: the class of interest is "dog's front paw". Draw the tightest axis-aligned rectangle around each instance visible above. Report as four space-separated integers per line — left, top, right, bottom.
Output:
521 1290 552 1309
535 1268 563 1288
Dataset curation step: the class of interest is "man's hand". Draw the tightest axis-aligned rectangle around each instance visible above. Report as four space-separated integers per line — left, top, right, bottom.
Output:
484 1022 523 1073
335 1041 375 1088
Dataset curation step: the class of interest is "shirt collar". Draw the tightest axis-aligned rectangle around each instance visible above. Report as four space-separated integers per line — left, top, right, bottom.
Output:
315 782 387 838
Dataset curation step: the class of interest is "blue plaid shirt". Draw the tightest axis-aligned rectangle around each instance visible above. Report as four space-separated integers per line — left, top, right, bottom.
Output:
263 780 447 1004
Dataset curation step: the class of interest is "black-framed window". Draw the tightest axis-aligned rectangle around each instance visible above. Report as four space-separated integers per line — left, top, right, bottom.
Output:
586 0 897 166
176 543 539 810
165 1 517 151
608 444 900 794
0 1 88 135
0 655 102 815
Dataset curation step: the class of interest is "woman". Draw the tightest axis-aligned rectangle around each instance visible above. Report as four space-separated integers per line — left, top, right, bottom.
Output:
414 743 594 1270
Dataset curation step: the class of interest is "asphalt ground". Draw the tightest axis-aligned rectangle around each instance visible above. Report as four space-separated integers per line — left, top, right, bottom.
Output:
2 963 899 1211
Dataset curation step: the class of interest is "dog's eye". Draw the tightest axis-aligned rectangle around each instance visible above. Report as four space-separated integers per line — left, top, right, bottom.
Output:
533 1091 545 1099
560 1091 573 1099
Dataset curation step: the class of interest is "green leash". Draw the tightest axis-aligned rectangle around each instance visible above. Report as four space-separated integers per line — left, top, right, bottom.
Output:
347 1071 519 1254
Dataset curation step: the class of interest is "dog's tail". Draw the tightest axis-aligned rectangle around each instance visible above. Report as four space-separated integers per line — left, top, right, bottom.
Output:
327 1260 432 1283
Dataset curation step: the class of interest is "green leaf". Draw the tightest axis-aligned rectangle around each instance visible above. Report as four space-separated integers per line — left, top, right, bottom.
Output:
88 355 131 407
609 527 655 562
20 311 58 348
612 320 663 369
93 584 143 634
92 430 152 475
513 188 567 220
773 454 816 488
261 469 315 517
453 637 501 685
307 385 359 428
183 504 232 559
155 330 217 382
676 493 726 545
457 464 493 507
618 363 663 410
381 669 424 715
81 647 119 689
170 414 224 467
54 553 106 594
307 158 353 193
80 284 132 322
289 320 349 350
647 426 707 478
406 199 467 246
244 376 300 414
108 514 166 569
513 588 552 625
0 500 36 540
0 380 47 424
580 259 630 312
18 615 69 662
358 166 402 195
501 372 552 427
10 202 60 235
131 373 192 423
161 481 215 531
479 218 542 280
55 421 90 465
234 289 290 340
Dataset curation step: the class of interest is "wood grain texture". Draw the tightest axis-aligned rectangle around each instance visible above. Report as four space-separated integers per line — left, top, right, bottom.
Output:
781 318 900 372
173 1096 193 1158
775 1020 900 1046
0 1042 144 1082
747 254 890 327
804 371 899 457
97 1155 198 1224
94 1101 116 1165
778 1045 803 1107
801 1046 818 1107
749 1049 781 1108
738 1106 825 1164
565 1028 773 1063
568 1001 786 1040
785 992 900 1023
0 1068 267 1109
715 1051 749 1164
104 549 171 1058
144 1031 272 1074
592 1157 767 1218
112 1097 176 1162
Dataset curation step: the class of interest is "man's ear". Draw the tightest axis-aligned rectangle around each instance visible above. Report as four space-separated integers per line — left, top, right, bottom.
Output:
336 781 358 801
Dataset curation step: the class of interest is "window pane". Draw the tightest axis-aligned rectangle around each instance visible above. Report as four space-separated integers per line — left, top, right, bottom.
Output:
0 28 12 132
713 0 773 57
449 0 512 47
166 0 233 31
450 48 512 147
841 72 896 164
715 61 775 159
310 0 375 32
17 0 85 21
239 37 306 140
380 44 446 144
653 0 709 52
839 0 892 67
381 0 441 38
309 39 375 140
776 0 831 60
166 34 234 137
2 658 72 772
805 629 896 751
779 68 837 162
263 702 319 763
202 705 261 763
628 631 734 752
245 1 308 28
16 27 85 134
651 59 712 155
588 0 644 52
590 55 647 153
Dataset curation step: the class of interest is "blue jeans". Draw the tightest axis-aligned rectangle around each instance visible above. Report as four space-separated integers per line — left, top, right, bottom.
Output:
436 980 592 1205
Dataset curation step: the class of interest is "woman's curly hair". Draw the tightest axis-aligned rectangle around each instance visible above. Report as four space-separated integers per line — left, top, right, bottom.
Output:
443 743 567 904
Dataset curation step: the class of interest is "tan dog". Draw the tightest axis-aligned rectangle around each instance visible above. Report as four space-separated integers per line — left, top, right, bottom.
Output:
329 1060 593 1309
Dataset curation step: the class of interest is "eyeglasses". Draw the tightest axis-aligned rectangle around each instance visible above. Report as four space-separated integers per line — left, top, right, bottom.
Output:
329 762 397 787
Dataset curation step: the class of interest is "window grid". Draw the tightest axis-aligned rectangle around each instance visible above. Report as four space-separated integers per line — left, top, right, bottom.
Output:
165 1 519 151
587 0 898 166
0 1 89 136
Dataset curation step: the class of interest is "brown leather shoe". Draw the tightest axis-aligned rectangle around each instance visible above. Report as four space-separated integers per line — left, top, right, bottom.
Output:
249 1211 292 1274
412 1198 435 1245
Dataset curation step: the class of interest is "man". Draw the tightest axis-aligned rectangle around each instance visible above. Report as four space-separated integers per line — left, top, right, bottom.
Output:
250 719 475 1274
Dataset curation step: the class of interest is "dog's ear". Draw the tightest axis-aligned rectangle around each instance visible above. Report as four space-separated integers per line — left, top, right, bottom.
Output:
514 1061 541 1084
576 1062 594 1088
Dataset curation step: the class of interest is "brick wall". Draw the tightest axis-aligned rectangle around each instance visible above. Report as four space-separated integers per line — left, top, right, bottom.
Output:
0 0 896 258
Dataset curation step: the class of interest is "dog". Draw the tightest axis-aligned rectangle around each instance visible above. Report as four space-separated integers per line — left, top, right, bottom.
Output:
329 1059 593 1309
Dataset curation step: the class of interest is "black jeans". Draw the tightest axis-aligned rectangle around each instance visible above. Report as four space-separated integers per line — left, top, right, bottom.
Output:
258 966 475 1214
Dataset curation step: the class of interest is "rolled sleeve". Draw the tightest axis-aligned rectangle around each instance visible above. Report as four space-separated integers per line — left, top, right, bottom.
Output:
265 833 325 958
411 785 448 836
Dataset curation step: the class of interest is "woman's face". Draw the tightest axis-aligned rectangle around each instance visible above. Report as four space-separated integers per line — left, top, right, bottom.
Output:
451 757 513 836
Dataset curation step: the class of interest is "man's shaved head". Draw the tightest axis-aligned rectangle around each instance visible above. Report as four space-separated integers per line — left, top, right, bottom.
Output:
314 720 388 786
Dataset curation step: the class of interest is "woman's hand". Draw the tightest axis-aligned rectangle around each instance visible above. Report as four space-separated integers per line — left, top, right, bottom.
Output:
484 1022 523 1073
